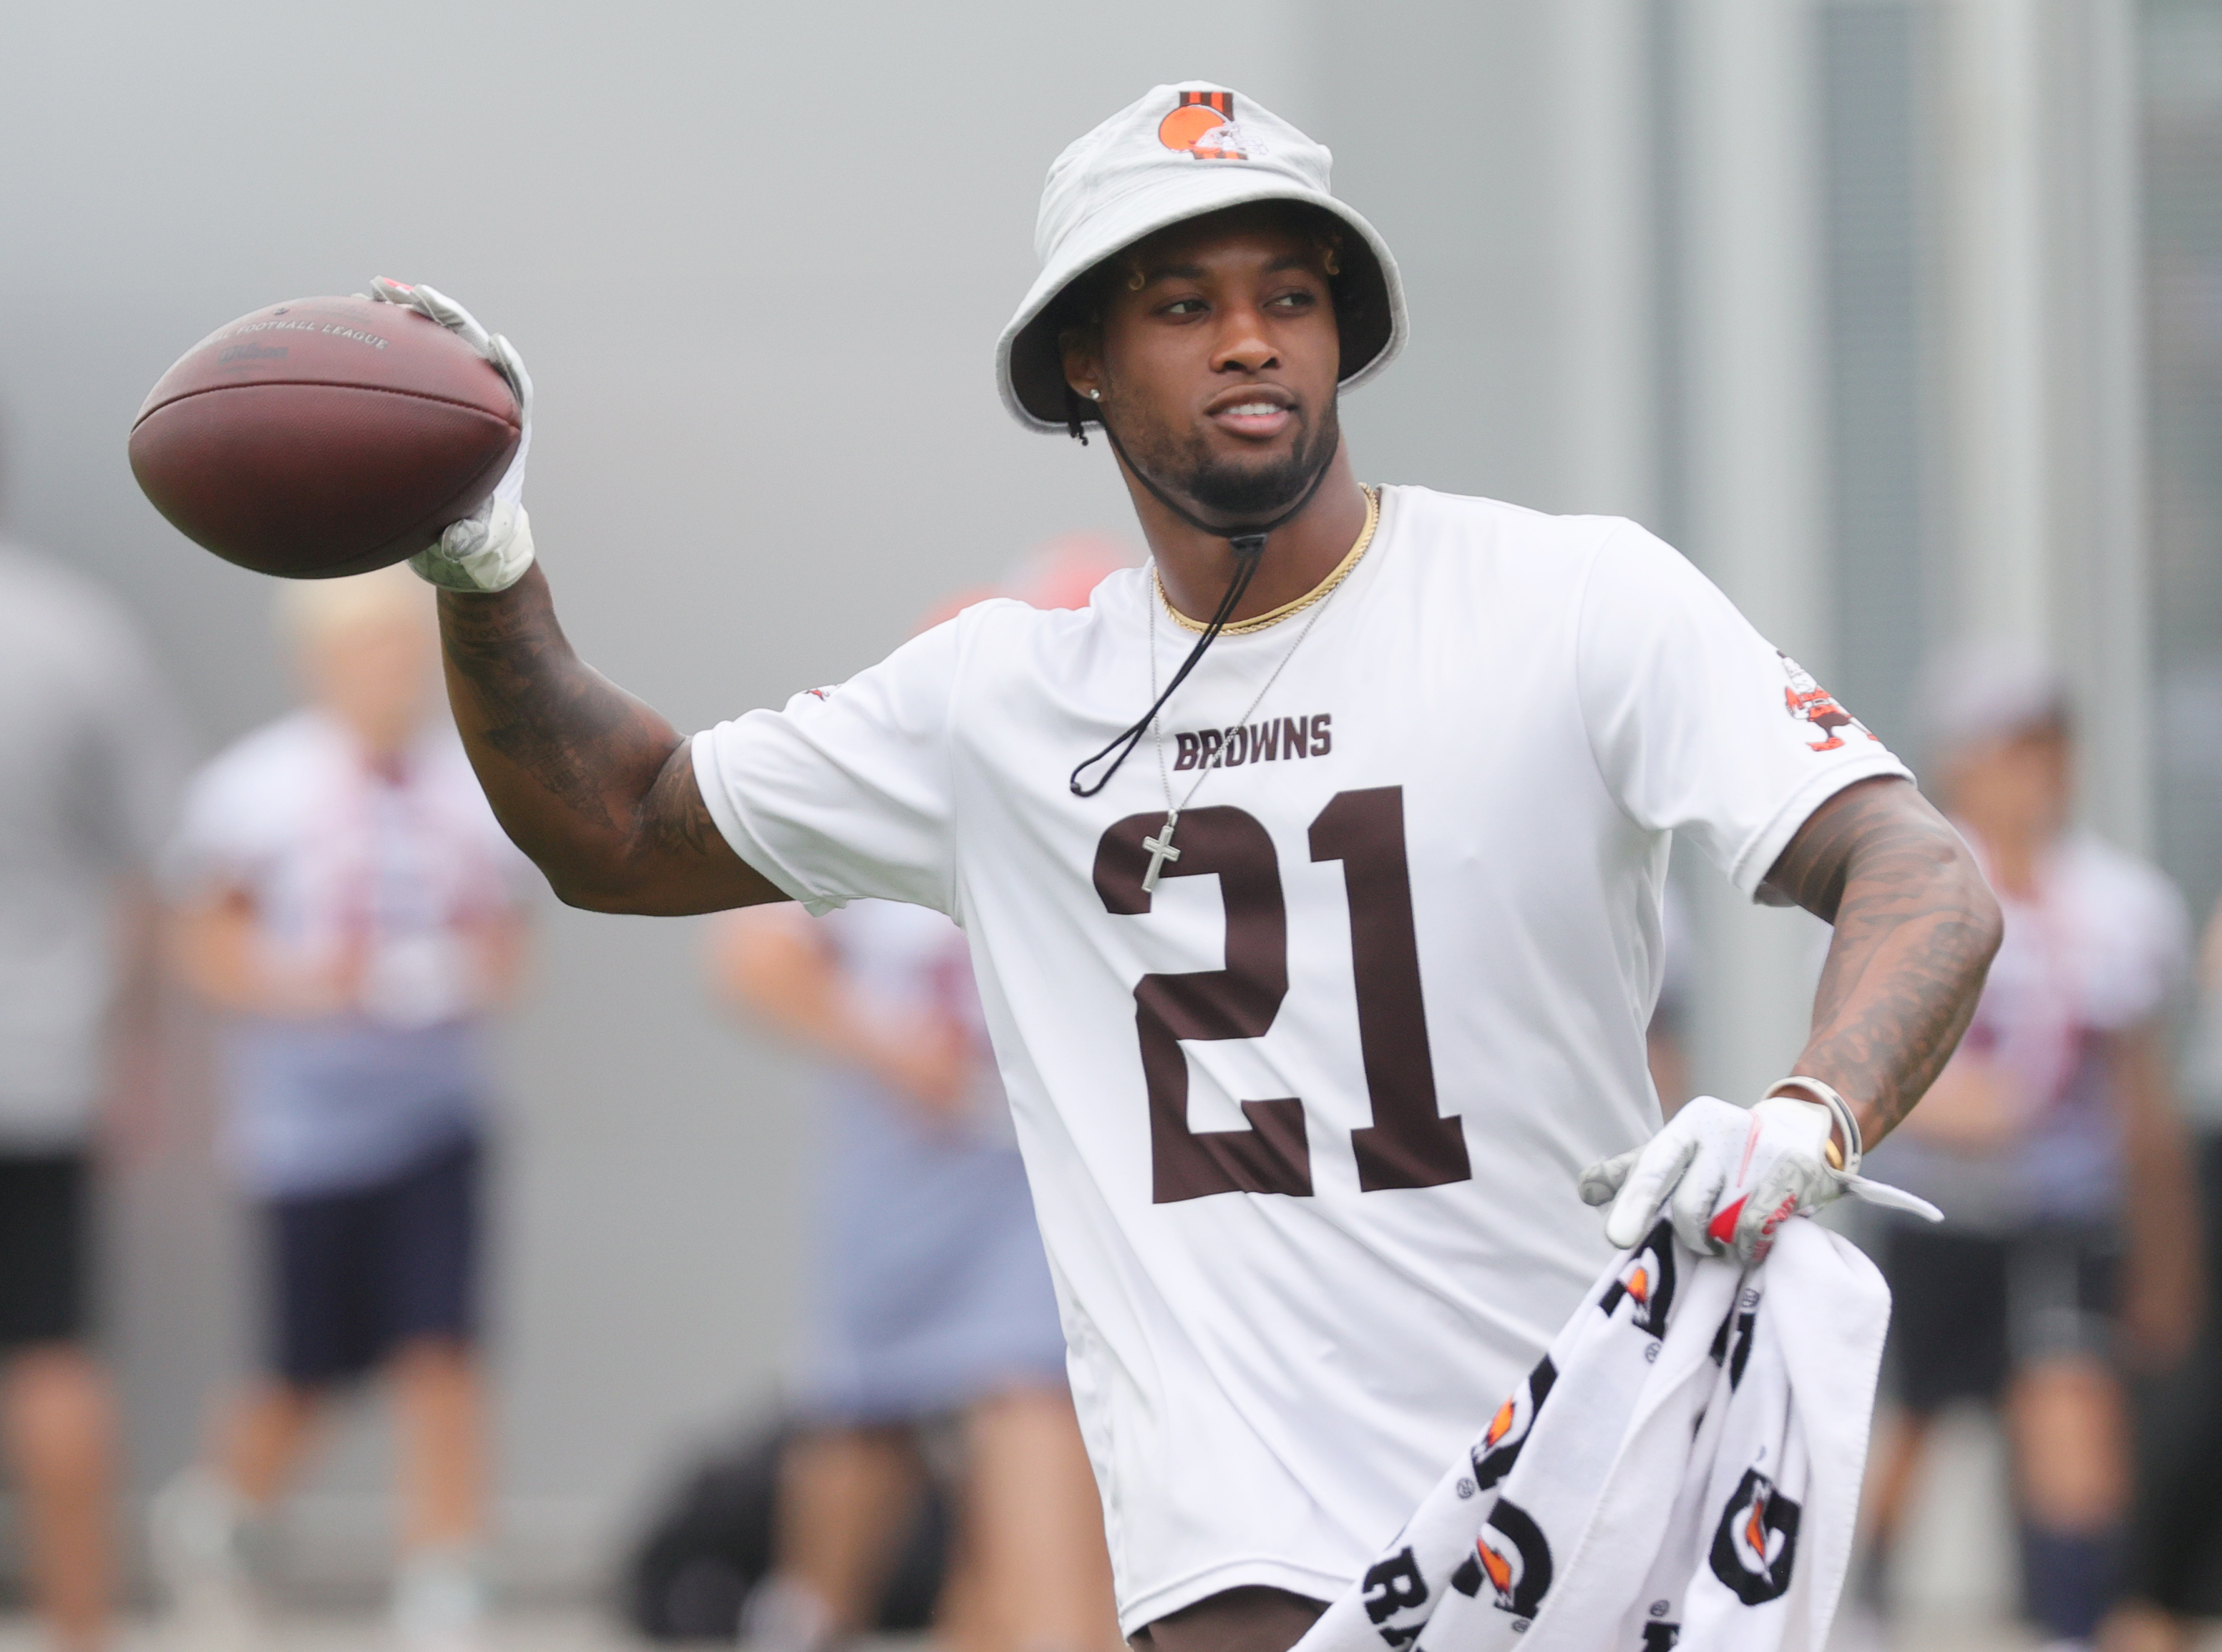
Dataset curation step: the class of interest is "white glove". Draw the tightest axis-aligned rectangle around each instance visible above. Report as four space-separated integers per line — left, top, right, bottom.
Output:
1579 1094 1941 1266
369 277 537 593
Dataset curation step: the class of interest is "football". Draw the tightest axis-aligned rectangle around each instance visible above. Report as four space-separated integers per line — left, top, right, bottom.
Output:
129 295 522 579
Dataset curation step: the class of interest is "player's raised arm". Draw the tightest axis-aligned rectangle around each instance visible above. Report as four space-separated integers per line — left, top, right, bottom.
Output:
371 280 781 916
435 569 781 914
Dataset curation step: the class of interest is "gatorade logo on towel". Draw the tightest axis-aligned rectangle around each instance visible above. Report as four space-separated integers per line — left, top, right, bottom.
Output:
1469 1354 1556 1492
1452 1498 1553 1621
1597 1218 1679 1335
1709 1467 1802 1605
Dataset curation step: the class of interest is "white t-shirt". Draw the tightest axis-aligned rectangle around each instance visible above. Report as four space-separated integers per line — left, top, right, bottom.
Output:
168 711 534 1194
171 711 530 1028
691 485 1908 1629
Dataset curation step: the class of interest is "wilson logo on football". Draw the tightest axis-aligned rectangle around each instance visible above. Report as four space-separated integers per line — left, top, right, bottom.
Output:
1709 1467 1803 1605
1451 1498 1553 1621
1597 1218 1678 1336
1468 1354 1556 1492
1158 89 1254 160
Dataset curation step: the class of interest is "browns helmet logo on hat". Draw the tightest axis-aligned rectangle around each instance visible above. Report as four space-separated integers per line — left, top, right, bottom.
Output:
1469 1354 1556 1492
1157 89 1252 160
1708 1467 1803 1605
1597 1218 1678 1336
1450 1498 1553 1621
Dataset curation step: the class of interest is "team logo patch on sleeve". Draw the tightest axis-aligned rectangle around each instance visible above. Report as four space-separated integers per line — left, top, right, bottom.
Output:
1451 1498 1553 1621
1469 1354 1556 1492
1779 654 1877 752
1597 1219 1678 1335
1708 1467 1802 1605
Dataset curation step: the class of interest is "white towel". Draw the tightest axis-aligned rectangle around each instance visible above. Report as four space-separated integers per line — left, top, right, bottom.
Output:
1294 1216 1889 1652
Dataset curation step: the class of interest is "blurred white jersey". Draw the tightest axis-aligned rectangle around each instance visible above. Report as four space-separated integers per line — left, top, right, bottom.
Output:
1867 829 2189 1228
692 485 1909 1630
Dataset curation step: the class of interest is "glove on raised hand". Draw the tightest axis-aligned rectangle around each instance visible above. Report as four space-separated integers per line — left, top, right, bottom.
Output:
369 278 537 593
1579 1093 1941 1267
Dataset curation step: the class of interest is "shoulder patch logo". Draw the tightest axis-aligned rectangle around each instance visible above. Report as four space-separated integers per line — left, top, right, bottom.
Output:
1709 1467 1802 1605
1158 89 1257 160
1779 654 1877 752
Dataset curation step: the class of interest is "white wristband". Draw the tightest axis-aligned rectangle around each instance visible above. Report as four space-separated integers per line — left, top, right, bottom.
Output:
1765 1075 1863 1174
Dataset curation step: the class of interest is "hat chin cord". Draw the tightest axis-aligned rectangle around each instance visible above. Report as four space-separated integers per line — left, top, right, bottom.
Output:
1068 416 1341 799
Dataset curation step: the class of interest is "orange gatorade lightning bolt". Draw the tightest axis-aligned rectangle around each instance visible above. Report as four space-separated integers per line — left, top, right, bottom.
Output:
1478 1538 1514 1596
1484 1397 1516 1450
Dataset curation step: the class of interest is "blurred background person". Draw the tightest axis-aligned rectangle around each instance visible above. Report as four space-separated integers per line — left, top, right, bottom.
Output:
0 531 187 1652
708 547 1129 1652
2108 892 2222 1652
1858 652 2200 1651
150 565 532 1648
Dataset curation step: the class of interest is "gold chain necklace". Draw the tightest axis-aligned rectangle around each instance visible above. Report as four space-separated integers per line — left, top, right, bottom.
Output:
1134 493 1373 894
1154 486 1381 636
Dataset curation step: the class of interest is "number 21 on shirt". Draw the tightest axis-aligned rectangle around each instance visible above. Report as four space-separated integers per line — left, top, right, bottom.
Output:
1093 786 1472 1203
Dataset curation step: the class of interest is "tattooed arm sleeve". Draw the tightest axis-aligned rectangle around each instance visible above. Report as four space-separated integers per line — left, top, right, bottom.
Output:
437 569 786 914
1759 776 2003 1146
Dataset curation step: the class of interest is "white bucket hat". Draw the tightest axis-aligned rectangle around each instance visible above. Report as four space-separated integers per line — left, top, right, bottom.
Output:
996 82 1408 434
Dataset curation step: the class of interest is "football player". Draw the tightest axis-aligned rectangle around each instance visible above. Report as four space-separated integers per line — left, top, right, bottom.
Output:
378 84 1999 1652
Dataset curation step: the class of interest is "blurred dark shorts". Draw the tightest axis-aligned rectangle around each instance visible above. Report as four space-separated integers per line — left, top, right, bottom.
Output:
265 1133 481 1386
1880 1220 2117 1413
0 1153 92 1352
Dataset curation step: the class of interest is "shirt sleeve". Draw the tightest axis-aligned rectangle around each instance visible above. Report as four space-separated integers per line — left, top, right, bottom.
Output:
1577 522 1912 897
690 620 963 917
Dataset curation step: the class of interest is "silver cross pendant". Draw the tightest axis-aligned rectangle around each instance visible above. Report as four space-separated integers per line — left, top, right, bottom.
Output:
1141 812 1181 894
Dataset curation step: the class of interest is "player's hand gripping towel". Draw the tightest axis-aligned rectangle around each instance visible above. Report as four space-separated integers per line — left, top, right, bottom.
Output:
1292 1216 1888 1652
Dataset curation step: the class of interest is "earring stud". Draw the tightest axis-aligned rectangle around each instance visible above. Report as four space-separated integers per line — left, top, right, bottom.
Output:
1086 388 1101 401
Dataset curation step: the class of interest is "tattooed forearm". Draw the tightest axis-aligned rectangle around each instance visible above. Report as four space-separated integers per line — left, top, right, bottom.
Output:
643 741 728 862
1759 776 2002 1145
437 570 781 914
440 571 661 832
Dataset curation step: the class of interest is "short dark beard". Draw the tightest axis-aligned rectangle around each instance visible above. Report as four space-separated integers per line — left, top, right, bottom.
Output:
1116 395 1342 528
